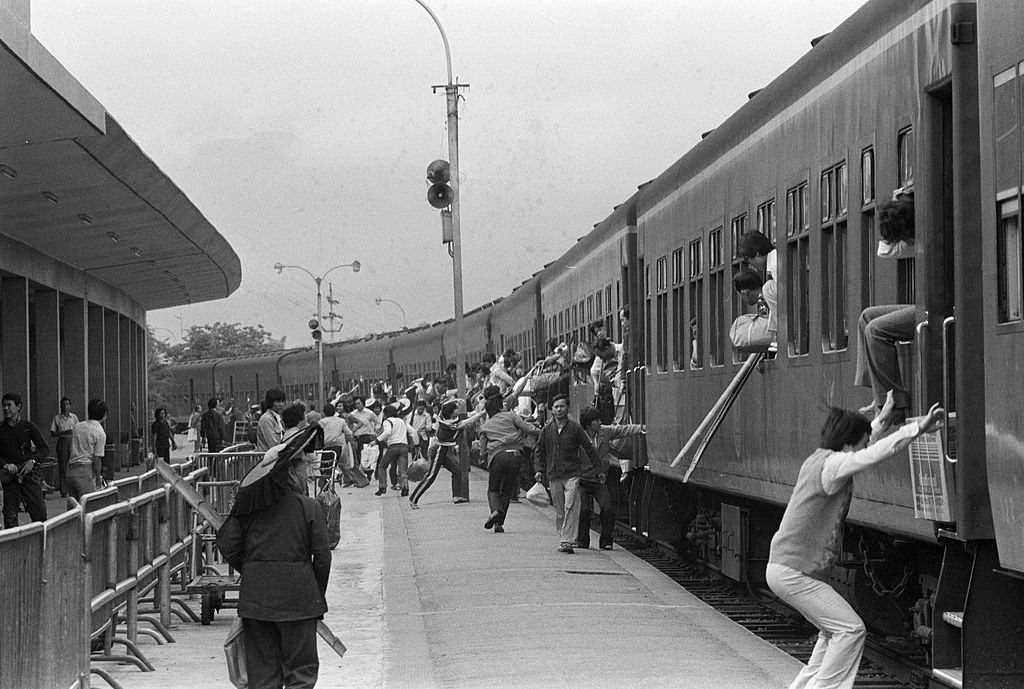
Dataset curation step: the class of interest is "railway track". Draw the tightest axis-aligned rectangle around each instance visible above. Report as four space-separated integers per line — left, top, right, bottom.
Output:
612 527 927 688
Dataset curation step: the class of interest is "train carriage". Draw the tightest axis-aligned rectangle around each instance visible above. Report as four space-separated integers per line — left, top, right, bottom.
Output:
388 324 445 387
487 277 542 374
324 336 392 396
212 351 283 413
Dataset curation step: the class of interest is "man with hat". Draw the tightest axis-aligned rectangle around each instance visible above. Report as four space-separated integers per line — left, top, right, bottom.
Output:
217 406 331 689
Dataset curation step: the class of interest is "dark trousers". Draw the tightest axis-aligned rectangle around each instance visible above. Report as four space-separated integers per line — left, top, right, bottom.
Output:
325 444 369 487
242 617 319 689
409 444 461 504
2 470 47 528
55 436 71 493
356 435 375 478
577 478 614 549
207 440 223 454
155 442 171 463
486 451 521 526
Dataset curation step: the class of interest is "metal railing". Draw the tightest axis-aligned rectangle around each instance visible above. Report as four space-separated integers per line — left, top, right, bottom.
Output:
0 462 204 689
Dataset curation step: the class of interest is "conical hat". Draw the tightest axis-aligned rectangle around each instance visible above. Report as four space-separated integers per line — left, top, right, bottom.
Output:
231 424 322 516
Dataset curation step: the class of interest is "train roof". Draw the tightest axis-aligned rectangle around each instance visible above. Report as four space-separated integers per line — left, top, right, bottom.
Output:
635 0 932 215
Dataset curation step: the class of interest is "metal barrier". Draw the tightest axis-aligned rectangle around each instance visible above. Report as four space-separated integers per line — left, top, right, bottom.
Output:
0 509 89 689
192 450 264 483
0 461 208 688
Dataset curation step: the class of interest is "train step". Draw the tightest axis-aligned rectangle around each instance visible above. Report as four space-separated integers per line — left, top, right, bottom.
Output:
932 667 962 688
941 611 963 629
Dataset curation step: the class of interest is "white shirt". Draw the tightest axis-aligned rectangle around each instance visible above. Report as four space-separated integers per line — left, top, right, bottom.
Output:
377 417 417 446
69 419 105 465
319 415 353 447
877 239 916 260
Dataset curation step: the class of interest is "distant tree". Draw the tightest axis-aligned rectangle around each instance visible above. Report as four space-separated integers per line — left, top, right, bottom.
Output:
161 322 286 364
147 327 175 411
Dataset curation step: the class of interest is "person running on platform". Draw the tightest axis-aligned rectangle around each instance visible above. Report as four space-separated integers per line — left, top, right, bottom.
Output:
478 394 539 532
533 394 599 554
0 392 49 528
409 399 485 509
374 404 417 497
766 396 942 689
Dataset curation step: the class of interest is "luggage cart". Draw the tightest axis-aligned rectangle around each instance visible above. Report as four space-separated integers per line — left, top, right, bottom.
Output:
187 479 240 625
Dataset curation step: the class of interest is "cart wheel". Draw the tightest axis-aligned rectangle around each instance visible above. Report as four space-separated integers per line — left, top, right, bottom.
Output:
201 593 215 625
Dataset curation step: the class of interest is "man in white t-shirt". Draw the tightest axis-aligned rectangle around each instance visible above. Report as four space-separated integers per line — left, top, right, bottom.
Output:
67 399 108 502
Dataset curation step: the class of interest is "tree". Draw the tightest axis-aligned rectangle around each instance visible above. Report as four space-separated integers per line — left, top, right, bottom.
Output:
161 322 286 364
147 327 175 411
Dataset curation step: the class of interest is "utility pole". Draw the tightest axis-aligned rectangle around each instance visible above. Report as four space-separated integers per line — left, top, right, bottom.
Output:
325 283 343 342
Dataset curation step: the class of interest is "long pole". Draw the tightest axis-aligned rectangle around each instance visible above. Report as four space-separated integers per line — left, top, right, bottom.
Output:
316 277 324 413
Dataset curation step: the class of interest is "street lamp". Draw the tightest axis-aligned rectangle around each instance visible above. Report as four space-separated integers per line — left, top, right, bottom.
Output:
412 0 471 501
274 260 361 412
374 297 408 329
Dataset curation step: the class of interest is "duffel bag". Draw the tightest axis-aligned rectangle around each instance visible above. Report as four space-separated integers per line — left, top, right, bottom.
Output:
729 313 773 354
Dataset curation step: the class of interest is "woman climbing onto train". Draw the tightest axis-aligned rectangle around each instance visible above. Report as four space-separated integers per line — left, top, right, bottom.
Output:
766 393 943 689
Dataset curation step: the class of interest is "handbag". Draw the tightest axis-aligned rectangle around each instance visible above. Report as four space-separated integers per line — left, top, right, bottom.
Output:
407 453 430 482
224 616 247 689
525 481 551 506
729 312 773 354
531 371 570 405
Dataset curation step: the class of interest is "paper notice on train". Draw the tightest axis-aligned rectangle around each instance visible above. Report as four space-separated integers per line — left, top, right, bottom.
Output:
908 426 952 522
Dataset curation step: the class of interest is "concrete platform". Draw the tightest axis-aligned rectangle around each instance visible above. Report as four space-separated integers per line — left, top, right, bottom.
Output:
92 459 802 689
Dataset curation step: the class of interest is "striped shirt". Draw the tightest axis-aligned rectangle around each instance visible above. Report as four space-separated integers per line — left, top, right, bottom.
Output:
69 420 106 466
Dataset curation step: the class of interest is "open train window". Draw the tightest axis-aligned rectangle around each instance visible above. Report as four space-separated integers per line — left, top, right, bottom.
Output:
730 214 746 260
671 247 686 370
995 65 1022 323
786 182 811 355
688 239 704 369
821 163 849 352
655 256 669 372
708 228 726 367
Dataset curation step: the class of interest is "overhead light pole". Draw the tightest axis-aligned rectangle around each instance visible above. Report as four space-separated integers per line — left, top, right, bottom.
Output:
274 260 361 412
412 0 471 500
374 296 408 329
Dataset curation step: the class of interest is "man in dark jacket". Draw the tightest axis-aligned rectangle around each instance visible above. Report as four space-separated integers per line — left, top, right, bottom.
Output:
0 392 49 528
533 394 598 553
217 446 332 688
200 397 225 453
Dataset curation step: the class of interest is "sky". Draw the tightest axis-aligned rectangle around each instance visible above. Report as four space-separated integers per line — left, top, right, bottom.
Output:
31 0 867 348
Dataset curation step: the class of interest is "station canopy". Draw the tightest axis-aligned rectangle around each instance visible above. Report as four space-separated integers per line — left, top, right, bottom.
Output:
0 13 240 310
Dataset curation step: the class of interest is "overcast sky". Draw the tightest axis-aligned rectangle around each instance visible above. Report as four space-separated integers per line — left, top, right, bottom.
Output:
32 0 866 348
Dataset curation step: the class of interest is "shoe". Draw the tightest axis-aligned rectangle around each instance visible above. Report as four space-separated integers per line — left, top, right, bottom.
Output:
410 501 420 510
401 488 409 497
601 544 613 551
510 496 520 503
375 487 386 496
453 497 469 504
493 525 504 533
484 510 500 529
342 481 354 487
391 485 399 491
558 545 575 554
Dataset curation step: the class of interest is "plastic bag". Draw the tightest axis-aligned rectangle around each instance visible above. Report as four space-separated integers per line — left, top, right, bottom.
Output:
525 481 550 506
360 443 379 471
224 616 247 689
317 487 342 550
407 453 430 482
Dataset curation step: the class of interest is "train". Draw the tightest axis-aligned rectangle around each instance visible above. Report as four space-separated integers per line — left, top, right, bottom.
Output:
166 1 1024 685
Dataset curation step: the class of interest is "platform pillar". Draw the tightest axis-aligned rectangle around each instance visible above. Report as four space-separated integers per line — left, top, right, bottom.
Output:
104 309 122 472
34 287 61 429
87 304 105 401
1 276 30 414
63 297 87 410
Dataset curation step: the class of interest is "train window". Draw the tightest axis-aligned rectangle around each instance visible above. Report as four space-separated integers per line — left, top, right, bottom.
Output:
605 286 612 316
821 222 849 351
786 182 811 356
645 265 652 366
820 162 849 353
730 214 746 259
656 256 669 372
786 183 808 237
998 199 1022 323
897 127 915 188
587 296 593 323
596 290 603 316
756 200 776 245
672 248 686 370
861 148 875 205
709 228 726 367
836 162 848 216
820 170 833 222
688 239 704 369
994 66 1020 199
